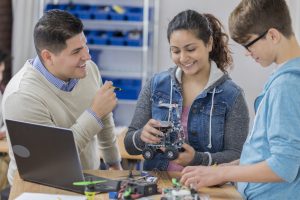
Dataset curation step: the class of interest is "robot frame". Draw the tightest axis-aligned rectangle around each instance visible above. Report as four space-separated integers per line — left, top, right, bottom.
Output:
142 120 185 160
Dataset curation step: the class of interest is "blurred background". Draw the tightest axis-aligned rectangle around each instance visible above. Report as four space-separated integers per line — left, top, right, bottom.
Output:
2 0 298 126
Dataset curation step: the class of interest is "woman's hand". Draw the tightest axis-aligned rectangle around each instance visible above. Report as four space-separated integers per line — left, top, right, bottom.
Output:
173 143 195 166
140 119 163 144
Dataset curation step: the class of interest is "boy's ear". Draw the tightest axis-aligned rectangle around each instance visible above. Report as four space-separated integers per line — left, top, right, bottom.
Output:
268 28 281 44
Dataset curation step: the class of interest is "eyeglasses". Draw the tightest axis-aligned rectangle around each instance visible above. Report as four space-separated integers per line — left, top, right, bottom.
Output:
243 30 268 50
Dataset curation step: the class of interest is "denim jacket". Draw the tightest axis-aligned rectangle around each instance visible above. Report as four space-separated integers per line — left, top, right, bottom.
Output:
125 64 249 171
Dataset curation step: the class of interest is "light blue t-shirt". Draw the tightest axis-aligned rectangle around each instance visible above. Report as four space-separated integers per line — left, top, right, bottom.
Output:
238 57 300 200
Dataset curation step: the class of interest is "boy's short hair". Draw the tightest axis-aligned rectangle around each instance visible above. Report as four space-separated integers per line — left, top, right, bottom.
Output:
229 0 293 44
34 9 83 57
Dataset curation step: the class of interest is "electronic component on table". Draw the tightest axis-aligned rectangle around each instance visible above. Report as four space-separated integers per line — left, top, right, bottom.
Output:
142 120 185 160
161 178 200 200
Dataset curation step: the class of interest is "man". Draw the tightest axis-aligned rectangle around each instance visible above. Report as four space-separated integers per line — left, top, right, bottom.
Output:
3 10 122 185
181 0 300 199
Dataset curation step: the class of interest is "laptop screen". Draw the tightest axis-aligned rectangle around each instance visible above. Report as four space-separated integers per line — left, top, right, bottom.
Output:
6 119 87 193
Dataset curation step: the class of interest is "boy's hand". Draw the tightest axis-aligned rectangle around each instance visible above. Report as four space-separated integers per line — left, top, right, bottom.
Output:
218 159 239 167
180 165 226 189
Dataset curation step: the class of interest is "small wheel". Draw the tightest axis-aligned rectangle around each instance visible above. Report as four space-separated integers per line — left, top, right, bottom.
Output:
142 148 155 160
165 147 179 160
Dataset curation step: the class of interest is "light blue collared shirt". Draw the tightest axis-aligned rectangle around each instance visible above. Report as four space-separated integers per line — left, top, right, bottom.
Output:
32 56 78 92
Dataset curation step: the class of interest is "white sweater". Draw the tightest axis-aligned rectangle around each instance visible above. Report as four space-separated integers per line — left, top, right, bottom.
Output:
2 60 121 184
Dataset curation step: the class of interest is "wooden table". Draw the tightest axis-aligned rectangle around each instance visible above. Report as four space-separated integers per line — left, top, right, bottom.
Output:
9 170 242 200
0 139 8 153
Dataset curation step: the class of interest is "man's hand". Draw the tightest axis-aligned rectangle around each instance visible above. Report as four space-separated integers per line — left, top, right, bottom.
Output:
91 81 117 118
108 162 123 170
0 131 6 140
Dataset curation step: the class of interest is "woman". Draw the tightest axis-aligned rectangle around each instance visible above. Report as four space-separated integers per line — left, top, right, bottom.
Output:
124 10 249 171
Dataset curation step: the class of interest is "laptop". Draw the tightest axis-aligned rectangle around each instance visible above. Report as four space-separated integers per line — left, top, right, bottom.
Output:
6 119 119 194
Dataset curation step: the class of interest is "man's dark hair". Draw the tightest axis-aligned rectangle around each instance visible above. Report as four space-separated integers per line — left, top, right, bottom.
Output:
229 0 293 44
34 9 83 57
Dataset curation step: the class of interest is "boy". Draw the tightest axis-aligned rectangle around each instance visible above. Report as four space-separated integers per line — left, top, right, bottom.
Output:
180 0 300 199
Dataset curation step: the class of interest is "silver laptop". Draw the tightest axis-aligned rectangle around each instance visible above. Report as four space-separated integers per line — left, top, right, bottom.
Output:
6 119 118 194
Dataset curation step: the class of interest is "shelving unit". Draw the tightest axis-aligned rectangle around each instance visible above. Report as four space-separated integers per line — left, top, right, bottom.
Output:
43 0 159 126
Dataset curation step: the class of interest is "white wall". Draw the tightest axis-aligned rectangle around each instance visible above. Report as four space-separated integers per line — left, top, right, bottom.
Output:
287 0 300 41
12 0 43 75
156 0 276 124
